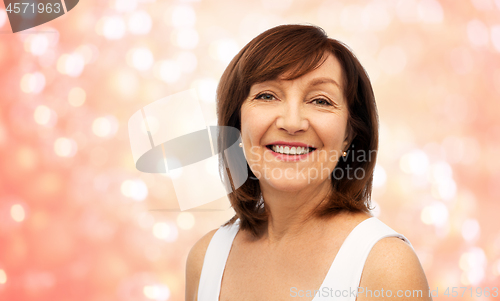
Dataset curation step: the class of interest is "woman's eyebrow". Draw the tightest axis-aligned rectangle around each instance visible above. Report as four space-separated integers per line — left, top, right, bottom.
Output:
309 77 340 88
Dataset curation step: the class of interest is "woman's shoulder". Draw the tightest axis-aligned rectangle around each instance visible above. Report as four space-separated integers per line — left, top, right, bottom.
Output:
185 228 219 301
357 235 432 300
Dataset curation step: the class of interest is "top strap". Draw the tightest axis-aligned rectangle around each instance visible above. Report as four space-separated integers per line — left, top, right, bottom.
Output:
197 219 240 301
314 217 412 300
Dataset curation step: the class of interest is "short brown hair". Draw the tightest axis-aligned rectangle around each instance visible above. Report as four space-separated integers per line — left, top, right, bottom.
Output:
217 24 378 236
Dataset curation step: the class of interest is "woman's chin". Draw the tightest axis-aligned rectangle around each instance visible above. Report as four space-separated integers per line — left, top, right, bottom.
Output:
262 178 319 193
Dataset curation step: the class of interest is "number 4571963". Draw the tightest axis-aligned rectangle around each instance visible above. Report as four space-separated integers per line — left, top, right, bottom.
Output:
5 2 62 14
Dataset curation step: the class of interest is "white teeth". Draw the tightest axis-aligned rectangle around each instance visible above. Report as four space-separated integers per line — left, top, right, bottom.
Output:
271 145 313 155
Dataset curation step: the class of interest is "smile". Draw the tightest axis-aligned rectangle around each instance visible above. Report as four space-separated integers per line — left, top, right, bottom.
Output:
264 145 317 162
267 145 315 155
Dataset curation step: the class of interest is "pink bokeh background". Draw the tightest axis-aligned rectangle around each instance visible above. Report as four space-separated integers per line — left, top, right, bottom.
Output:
1 0 500 300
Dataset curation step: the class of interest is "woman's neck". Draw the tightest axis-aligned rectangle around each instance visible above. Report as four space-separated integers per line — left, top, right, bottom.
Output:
259 180 335 245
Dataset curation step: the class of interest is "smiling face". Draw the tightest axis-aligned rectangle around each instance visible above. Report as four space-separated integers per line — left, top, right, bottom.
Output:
240 52 350 194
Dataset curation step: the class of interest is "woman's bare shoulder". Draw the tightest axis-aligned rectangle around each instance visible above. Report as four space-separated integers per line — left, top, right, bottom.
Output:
357 237 432 300
185 228 219 301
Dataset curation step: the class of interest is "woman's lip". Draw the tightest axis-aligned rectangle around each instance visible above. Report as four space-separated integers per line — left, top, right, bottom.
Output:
266 141 315 148
265 146 316 162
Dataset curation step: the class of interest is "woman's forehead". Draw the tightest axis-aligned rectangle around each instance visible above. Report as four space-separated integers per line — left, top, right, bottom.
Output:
254 54 344 89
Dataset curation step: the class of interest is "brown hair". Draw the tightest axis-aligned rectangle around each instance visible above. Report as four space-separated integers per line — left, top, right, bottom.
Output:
216 24 378 236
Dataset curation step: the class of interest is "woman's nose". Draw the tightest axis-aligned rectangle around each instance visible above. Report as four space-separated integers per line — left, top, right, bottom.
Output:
275 101 309 135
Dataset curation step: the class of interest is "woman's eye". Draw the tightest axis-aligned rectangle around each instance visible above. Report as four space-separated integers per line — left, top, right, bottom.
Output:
255 93 276 101
312 98 332 106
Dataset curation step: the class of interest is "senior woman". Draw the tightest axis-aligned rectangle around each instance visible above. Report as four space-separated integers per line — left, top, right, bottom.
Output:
186 24 431 300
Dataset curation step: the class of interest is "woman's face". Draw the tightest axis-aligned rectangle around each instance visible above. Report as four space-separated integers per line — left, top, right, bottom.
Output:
240 53 350 193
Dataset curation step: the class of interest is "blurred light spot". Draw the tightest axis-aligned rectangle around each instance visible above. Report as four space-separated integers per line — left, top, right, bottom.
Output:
129 48 154 71
74 44 98 64
467 19 489 47
137 212 155 229
102 17 126 40
400 149 429 175
121 179 148 201
491 25 500 52
434 177 456 201
450 47 473 74
177 51 197 73
373 165 387 188
128 10 152 35
471 0 494 10
57 54 85 77
459 248 486 285
153 222 178 242
68 87 86 107
396 0 419 23
0 269 6 284
420 201 448 226
459 248 486 270
177 212 195 230
171 5 196 28
27 35 49 56
158 60 182 83
115 0 137 12
143 284 170 301
10 204 25 222
496 0 500 10
54 137 77 157
92 116 118 138
361 2 392 31
209 39 239 64
0 9 6 28
378 46 406 75
418 0 443 23
429 161 457 201
191 78 217 103
429 161 453 181
466 268 485 286
462 219 480 242
34 105 57 127
20 72 45 94
172 28 199 49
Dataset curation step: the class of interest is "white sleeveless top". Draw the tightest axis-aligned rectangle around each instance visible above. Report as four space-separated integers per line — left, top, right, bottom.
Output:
198 217 412 301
